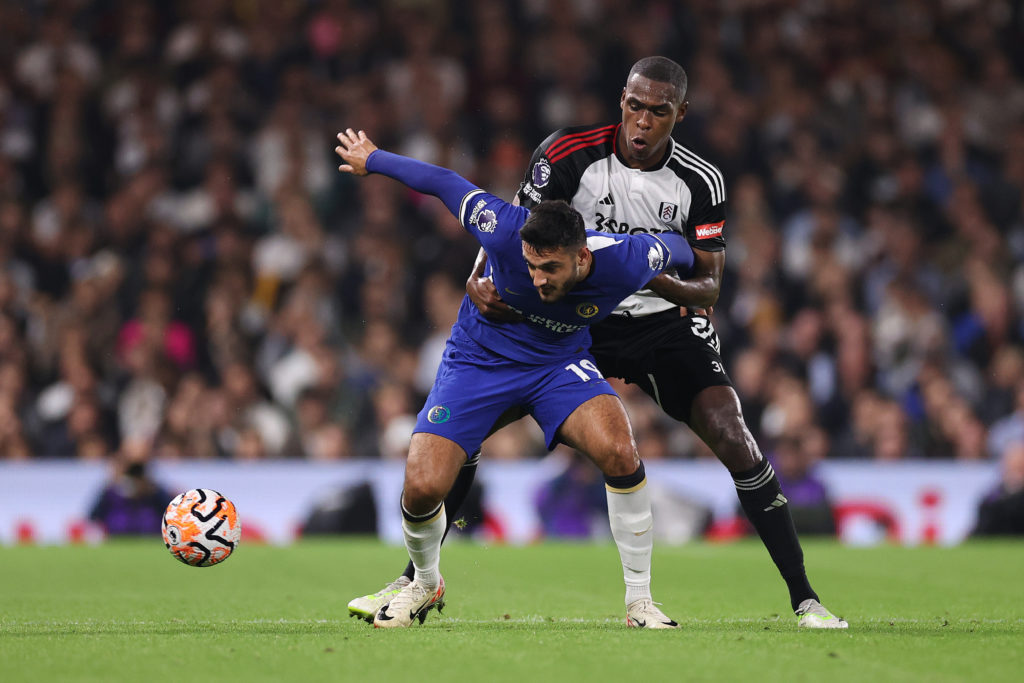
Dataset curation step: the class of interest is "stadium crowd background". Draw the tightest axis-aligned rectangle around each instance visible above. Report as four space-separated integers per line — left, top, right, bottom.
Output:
1 0 1023 490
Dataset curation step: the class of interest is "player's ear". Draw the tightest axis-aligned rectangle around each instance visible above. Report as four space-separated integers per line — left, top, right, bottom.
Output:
676 100 688 123
577 246 592 267
620 88 627 109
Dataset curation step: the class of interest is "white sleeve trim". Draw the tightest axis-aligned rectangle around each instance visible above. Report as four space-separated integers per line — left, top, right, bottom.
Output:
459 189 487 225
650 234 674 269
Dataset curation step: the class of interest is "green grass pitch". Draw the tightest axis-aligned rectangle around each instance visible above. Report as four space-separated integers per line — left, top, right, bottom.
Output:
2 539 1022 682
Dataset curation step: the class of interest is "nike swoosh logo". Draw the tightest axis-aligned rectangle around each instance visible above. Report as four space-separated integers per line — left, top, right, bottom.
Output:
633 523 653 536
504 287 524 296
632 618 646 627
376 606 395 621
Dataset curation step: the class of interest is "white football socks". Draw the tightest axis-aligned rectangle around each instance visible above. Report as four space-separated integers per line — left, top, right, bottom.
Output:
606 479 654 605
401 500 445 589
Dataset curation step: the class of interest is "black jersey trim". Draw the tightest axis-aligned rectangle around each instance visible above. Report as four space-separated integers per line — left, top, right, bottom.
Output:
670 147 725 205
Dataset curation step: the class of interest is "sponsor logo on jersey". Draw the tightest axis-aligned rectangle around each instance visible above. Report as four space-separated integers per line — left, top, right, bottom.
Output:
598 193 614 206
427 405 451 424
659 202 678 223
532 158 552 188
575 302 599 318
647 243 665 271
594 213 668 235
519 182 542 204
468 199 497 233
508 305 586 334
695 220 724 240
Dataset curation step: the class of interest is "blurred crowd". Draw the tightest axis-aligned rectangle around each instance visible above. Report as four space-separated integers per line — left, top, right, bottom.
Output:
1 0 1023 484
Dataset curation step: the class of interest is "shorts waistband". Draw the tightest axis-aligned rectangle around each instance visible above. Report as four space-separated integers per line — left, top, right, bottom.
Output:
608 307 683 321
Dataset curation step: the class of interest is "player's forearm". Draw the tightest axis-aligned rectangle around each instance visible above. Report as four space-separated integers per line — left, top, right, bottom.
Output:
645 273 720 308
469 248 488 281
366 150 477 218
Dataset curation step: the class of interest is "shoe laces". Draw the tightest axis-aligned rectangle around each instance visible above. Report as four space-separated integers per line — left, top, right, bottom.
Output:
395 580 430 605
374 576 411 598
796 599 828 617
629 599 666 615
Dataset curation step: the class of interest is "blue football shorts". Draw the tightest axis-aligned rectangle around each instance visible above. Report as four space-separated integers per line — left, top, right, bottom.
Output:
414 327 617 457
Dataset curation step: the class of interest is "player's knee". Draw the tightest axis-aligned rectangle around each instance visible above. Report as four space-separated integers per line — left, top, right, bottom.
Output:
600 439 641 477
706 418 759 470
401 478 445 514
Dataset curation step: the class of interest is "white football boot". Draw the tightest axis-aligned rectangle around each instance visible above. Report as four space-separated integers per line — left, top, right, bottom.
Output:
373 576 446 628
796 599 849 629
347 576 411 623
626 599 680 629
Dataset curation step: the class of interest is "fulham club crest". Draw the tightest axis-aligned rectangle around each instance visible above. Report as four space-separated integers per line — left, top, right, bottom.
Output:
659 201 678 224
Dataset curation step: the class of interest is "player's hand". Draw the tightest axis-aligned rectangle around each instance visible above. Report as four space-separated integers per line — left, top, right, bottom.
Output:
335 129 378 176
467 275 524 322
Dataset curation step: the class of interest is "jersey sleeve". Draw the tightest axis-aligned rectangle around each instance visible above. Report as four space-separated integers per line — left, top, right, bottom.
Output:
682 162 727 252
458 190 531 250
652 232 695 274
588 231 692 293
366 150 528 247
514 128 584 208
366 150 478 218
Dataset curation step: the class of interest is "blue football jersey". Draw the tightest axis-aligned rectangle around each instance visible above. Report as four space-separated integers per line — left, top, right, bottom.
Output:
455 189 682 364
363 149 691 365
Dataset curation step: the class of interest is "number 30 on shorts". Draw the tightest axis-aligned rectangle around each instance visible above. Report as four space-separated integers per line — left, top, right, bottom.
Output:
565 359 604 382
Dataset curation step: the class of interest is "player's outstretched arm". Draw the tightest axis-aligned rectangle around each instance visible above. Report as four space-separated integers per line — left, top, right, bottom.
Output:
335 128 478 218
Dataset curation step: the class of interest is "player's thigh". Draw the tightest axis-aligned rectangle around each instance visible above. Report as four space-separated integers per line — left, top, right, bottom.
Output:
523 354 634 474
620 314 733 424
557 394 639 477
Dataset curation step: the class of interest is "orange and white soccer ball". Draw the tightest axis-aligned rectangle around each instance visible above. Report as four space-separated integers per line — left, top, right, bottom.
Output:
162 489 241 567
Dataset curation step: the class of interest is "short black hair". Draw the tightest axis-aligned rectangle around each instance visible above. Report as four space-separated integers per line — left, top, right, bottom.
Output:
519 200 586 252
627 56 688 102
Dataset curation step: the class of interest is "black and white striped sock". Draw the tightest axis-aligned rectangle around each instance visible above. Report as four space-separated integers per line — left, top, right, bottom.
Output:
732 458 818 611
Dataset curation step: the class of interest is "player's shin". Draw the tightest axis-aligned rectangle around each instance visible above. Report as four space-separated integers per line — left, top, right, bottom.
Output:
399 451 480 581
401 498 446 589
605 462 653 605
732 458 818 611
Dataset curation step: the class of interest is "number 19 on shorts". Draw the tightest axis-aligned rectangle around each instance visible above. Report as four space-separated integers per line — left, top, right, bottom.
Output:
565 359 604 382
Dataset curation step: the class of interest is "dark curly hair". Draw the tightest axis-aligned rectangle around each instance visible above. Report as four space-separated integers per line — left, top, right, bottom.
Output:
519 200 586 252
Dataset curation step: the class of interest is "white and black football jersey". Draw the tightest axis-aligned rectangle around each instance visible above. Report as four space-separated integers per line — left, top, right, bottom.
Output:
516 123 726 317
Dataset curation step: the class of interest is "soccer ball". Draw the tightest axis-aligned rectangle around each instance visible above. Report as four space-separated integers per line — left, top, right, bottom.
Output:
162 488 241 567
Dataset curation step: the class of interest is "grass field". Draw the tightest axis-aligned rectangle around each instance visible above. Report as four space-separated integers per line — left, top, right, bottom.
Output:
2 539 1023 682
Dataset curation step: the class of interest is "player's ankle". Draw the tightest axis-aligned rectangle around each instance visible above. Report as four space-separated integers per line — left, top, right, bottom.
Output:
625 582 652 606
415 568 440 588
